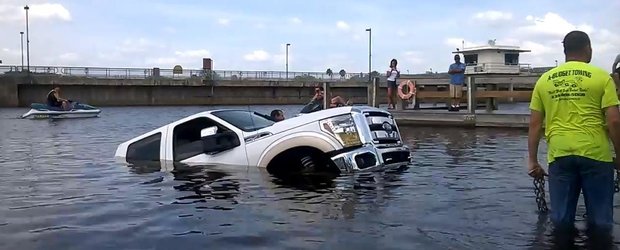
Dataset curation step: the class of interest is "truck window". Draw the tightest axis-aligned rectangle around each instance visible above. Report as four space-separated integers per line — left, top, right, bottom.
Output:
173 117 233 161
127 132 161 164
211 110 275 132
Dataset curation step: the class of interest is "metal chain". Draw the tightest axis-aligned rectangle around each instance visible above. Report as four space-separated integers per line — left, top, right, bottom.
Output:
615 170 620 193
533 176 548 213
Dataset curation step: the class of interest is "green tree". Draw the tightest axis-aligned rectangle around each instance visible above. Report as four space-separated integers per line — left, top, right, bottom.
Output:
339 69 346 79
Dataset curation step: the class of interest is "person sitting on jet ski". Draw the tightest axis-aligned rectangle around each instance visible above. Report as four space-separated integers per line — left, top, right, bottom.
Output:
47 86 71 110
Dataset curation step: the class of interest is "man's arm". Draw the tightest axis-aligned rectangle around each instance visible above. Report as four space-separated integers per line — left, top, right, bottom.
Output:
299 98 322 114
528 109 544 163
53 92 65 101
605 106 620 155
603 76 620 161
528 80 545 163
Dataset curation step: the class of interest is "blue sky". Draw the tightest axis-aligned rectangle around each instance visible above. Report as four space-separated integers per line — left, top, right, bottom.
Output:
1 0 619 73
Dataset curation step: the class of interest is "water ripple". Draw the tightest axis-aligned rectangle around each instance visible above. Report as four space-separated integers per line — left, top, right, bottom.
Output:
0 105 617 249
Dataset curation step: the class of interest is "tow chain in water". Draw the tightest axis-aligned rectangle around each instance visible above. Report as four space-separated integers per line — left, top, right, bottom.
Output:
533 176 548 213
534 170 620 213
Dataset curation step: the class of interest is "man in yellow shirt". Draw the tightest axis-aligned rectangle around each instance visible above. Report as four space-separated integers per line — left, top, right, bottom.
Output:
528 31 620 234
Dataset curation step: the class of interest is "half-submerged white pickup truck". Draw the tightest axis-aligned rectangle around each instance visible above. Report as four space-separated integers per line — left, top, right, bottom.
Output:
114 106 412 176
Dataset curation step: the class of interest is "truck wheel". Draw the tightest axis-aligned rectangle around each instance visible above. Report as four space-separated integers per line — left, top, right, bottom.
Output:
300 155 317 173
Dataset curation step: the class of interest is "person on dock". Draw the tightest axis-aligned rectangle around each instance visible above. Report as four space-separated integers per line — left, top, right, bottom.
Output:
447 54 466 111
527 30 620 236
46 86 70 110
386 59 400 109
299 86 350 114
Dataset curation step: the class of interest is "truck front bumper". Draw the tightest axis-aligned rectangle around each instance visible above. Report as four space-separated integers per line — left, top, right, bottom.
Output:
330 144 412 173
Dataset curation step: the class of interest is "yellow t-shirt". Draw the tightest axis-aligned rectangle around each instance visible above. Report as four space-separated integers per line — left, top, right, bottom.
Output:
529 61 620 164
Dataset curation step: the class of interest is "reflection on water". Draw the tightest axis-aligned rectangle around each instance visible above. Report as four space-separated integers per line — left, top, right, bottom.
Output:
0 105 619 249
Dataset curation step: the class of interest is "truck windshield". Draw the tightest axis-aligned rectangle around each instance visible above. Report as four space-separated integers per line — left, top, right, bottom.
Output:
211 110 275 132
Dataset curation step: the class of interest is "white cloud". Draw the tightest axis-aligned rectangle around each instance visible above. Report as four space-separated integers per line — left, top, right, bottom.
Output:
174 49 211 58
336 21 350 31
402 51 424 65
289 17 302 24
145 49 211 67
0 3 71 22
397 31 407 37
217 18 230 25
516 12 593 40
118 38 164 53
244 50 270 62
473 10 512 22
59 52 79 61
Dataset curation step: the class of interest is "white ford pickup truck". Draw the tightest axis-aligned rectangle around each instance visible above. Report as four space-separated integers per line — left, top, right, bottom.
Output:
114 106 412 176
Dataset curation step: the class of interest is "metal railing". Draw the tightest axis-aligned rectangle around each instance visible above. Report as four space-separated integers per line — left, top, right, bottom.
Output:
0 65 372 81
0 64 550 81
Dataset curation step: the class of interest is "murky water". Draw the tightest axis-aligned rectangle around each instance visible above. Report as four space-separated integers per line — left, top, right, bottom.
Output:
0 104 619 249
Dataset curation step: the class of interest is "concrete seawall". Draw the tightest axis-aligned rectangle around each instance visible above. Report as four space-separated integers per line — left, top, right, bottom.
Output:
0 73 540 107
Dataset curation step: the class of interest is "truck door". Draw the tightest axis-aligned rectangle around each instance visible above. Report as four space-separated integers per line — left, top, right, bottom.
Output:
169 116 249 167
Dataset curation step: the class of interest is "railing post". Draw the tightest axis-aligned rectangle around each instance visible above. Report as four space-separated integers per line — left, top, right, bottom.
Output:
367 76 379 107
508 82 514 103
467 76 476 114
323 82 330 110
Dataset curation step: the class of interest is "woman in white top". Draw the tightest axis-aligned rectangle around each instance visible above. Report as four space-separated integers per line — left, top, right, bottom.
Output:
386 59 400 109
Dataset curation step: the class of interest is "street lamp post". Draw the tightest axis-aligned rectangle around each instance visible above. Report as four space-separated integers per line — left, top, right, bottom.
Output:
20 32 24 71
24 5 30 72
365 28 371 82
286 43 290 80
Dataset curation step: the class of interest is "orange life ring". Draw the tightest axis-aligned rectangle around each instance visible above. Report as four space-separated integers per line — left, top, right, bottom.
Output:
397 80 416 100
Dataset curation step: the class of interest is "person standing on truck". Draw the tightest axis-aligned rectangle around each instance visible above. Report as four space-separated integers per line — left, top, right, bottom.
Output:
386 59 400 109
447 54 466 111
527 30 620 237
299 86 350 114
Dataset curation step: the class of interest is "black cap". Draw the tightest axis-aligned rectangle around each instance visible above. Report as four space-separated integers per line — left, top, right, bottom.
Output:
562 30 590 53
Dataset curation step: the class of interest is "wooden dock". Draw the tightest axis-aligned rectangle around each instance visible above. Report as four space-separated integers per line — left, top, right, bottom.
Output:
391 110 530 128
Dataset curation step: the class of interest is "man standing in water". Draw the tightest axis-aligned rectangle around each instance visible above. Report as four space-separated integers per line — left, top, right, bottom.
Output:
528 31 620 234
447 54 466 111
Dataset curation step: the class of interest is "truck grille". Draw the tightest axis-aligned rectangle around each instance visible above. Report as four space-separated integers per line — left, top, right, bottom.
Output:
364 111 401 145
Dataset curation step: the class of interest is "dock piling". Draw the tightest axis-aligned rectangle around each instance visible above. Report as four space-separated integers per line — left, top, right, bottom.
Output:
467 76 476 114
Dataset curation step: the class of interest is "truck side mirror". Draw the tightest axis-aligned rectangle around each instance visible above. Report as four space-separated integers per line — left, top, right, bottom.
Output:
201 126 218 137
201 128 240 154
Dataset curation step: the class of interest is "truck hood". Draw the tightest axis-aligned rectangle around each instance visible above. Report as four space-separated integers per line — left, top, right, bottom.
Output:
250 105 390 136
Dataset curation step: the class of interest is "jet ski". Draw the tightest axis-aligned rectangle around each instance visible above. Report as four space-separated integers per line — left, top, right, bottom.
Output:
20 101 101 119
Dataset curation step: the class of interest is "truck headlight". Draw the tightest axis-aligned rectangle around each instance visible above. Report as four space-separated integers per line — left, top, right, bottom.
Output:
319 114 362 148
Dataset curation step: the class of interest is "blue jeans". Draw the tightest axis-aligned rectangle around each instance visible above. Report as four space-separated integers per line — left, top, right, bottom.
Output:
548 155 615 231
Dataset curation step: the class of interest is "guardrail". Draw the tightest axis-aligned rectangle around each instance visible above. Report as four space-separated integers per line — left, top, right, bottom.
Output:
0 65 371 81
0 64 549 81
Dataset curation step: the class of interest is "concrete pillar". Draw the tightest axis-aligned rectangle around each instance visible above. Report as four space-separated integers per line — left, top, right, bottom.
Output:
467 76 476 114
0 77 19 107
